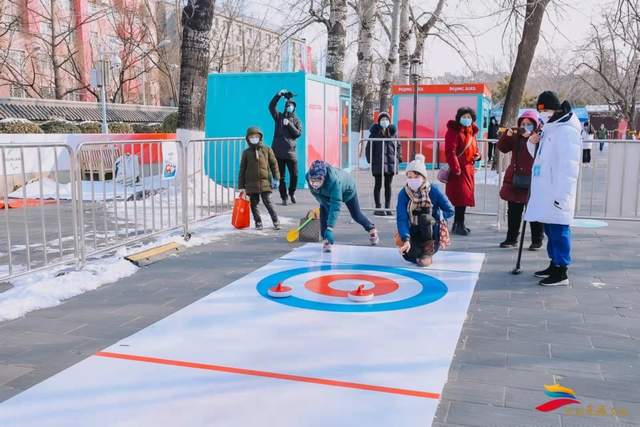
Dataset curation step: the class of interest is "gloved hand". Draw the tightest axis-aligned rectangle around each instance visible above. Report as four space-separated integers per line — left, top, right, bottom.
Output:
271 179 279 190
279 89 288 96
283 118 289 126
324 228 335 244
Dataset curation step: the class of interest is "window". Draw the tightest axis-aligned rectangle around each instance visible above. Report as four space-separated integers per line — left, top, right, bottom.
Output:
65 92 81 101
10 84 26 98
88 0 98 16
40 21 53 37
40 86 55 99
37 54 52 74
8 49 25 70
59 0 72 12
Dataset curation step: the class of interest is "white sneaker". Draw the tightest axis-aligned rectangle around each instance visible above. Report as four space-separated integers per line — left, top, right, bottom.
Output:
369 228 379 246
322 240 333 253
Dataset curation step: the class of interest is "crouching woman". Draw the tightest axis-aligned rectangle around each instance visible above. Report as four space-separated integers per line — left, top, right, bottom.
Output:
396 155 455 267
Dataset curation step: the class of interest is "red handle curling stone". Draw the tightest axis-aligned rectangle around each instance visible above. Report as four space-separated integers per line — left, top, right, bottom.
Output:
347 284 374 303
268 282 293 298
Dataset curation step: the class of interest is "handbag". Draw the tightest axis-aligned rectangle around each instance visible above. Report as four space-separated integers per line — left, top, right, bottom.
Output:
231 194 250 229
439 219 451 249
512 139 531 190
437 138 475 184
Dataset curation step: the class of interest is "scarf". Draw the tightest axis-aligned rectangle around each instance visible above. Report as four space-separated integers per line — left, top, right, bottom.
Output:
405 182 432 226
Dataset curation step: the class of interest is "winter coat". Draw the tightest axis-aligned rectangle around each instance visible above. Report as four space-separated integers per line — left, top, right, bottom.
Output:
444 120 480 207
524 112 581 225
366 123 401 175
269 94 302 160
488 121 499 140
238 141 280 195
396 184 454 250
498 131 536 204
306 165 356 229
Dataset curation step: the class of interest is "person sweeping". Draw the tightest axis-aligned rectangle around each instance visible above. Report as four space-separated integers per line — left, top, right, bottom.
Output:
395 155 454 267
306 160 378 252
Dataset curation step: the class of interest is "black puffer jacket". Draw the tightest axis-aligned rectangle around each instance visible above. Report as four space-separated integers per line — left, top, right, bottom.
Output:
366 113 401 175
269 93 302 160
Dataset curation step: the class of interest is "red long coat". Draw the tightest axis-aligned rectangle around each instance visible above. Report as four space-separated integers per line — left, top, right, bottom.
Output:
498 132 535 204
445 121 479 207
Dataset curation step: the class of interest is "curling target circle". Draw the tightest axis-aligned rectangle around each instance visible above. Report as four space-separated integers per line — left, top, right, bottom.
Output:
256 264 447 312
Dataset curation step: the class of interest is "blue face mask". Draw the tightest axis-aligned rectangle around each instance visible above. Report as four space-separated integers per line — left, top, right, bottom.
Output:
287 105 295 113
460 117 473 127
523 124 535 134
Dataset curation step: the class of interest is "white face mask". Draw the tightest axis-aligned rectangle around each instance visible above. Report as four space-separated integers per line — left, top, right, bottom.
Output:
380 119 390 129
249 137 260 145
407 177 424 191
539 111 553 122
309 179 324 190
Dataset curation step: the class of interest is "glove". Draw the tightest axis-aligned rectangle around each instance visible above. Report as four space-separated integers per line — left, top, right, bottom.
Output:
324 228 334 244
271 179 279 189
283 118 289 126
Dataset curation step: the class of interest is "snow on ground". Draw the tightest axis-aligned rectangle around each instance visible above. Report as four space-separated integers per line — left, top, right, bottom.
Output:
0 214 293 322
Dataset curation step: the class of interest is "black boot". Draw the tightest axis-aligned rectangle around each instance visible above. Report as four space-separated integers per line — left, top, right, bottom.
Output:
539 266 569 286
374 205 385 216
528 241 543 251
290 193 296 204
500 238 518 248
452 222 469 236
534 263 555 278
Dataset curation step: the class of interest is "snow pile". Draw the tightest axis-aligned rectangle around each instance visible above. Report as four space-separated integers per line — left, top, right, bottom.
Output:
0 117 35 124
0 214 293 322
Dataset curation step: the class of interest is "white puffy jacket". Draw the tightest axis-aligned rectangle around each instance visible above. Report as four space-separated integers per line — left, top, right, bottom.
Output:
524 113 582 225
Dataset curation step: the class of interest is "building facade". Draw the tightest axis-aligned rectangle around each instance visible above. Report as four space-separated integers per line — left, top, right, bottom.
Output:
0 0 310 107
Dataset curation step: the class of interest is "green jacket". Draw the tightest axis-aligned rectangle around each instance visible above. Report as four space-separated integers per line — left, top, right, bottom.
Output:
239 142 280 194
306 165 356 228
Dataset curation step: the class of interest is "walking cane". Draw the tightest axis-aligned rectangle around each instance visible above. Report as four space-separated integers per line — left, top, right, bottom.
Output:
512 137 540 275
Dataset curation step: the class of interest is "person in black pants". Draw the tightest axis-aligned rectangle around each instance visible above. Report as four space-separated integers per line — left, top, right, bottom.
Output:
269 89 302 206
366 112 401 216
488 116 499 162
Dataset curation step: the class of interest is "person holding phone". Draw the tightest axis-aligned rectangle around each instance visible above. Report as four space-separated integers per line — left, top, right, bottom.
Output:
497 110 544 250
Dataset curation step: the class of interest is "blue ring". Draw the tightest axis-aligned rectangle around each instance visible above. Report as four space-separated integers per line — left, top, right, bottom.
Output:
256 264 448 312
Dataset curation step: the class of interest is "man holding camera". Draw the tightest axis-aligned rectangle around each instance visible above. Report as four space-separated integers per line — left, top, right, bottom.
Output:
269 89 303 206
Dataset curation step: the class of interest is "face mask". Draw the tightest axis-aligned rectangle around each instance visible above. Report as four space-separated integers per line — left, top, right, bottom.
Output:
287 105 295 113
539 111 553 122
523 124 535 134
460 117 473 127
249 137 260 145
407 177 424 191
309 179 323 190
380 119 390 129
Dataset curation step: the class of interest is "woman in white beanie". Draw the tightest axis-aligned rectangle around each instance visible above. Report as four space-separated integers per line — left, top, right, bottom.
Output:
395 154 455 267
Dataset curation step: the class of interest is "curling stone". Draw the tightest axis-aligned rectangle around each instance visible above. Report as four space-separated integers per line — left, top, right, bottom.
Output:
268 282 293 298
347 284 374 303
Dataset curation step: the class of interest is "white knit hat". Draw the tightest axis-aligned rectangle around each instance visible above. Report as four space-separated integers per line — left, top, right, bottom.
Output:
406 154 429 179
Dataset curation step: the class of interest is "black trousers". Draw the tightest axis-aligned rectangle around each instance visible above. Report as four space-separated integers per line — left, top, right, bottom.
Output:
506 201 543 243
487 142 495 162
454 206 466 226
277 158 298 201
582 149 591 163
249 192 278 225
373 174 394 209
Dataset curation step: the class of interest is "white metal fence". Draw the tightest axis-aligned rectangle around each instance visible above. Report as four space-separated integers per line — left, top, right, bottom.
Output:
0 138 245 282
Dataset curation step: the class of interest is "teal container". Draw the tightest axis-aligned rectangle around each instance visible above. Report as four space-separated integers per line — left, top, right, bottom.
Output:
204 72 352 188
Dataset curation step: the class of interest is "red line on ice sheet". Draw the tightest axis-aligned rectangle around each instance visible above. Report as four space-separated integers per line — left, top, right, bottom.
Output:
95 351 440 400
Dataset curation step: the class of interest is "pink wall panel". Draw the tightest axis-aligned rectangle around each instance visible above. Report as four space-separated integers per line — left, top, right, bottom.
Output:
324 84 340 167
306 80 325 167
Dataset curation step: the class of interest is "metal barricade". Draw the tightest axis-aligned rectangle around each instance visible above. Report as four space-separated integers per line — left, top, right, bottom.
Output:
183 138 245 235
0 142 79 281
575 139 640 221
75 139 185 264
355 137 503 226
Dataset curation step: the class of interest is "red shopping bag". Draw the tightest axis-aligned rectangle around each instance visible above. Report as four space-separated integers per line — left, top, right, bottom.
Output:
232 195 250 229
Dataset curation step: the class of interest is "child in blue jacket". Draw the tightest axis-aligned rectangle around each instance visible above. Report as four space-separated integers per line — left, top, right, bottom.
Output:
306 160 378 252
396 155 455 267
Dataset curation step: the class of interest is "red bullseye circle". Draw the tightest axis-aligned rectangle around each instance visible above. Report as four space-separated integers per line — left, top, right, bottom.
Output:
304 274 399 297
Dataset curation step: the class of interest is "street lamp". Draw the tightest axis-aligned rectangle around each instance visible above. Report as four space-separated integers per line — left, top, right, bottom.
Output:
410 59 422 158
93 46 121 134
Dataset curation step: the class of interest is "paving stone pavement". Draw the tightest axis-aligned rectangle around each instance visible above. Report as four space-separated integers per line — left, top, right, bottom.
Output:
0 189 638 427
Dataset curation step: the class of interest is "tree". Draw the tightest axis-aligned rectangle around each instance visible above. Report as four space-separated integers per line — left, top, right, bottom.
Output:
398 0 411 84
409 0 446 66
577 0 640 131
378 0 401 112
498 0 551 128
177 0 216 134
351 0 377 131
309 0 347 81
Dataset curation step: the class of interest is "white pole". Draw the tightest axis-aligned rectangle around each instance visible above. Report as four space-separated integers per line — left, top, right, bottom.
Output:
100 60 109 134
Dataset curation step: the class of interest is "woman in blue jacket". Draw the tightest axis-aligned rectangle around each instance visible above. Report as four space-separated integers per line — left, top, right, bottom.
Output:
396 155 455 267
306 160 378 252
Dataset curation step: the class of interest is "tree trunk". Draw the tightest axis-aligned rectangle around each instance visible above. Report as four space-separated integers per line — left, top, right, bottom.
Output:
398 0 411 84
325 0 347 81
351 0 376 132
500 0 550 128
379 0 401 112
411 0 446 65
177 0 215 132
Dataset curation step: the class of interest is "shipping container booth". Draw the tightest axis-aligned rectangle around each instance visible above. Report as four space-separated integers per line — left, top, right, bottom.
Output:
391 83 492 166
204 72 352 187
